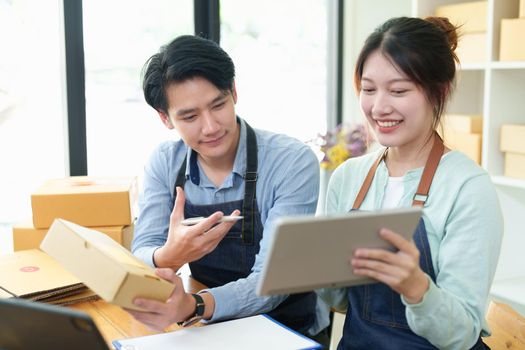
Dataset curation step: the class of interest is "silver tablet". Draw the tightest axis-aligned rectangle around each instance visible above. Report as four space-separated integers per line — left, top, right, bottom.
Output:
257 207 423 296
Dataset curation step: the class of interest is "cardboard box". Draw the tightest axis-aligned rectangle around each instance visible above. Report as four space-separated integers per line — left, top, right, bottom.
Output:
456 32 487 63
435 1 487 33
504 152 525 179
444 130 482 164
501 124 525 153
500 18 525 61
40 219 174 311
444 114 483 133
31 176 138 229
0 249 82 299
12 221 134 251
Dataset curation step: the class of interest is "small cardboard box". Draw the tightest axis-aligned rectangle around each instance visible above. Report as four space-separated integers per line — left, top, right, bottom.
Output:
0 249 82 299
444 130 482 164
501 124 525 153
444 114 483 133
500 18 525 61
456 32 487 63
31 176 138 229
435 1 487 33
40 219 174 311
13 221 134 251
504 153 525 179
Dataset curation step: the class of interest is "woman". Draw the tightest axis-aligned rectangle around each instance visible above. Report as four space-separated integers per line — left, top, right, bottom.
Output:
319 17 503 349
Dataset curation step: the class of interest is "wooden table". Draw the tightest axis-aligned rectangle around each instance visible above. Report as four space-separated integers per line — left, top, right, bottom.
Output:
69 273 207 349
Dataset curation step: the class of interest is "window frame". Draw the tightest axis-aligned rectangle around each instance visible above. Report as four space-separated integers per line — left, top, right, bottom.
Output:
64 0 343 175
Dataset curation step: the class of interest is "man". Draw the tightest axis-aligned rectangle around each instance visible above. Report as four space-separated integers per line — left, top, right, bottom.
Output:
129 35 328 338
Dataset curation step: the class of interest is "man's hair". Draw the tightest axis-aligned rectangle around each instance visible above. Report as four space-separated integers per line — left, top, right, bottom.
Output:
142 35 236 114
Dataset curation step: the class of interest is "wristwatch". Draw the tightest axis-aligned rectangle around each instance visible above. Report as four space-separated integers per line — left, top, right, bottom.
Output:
177 293 205 327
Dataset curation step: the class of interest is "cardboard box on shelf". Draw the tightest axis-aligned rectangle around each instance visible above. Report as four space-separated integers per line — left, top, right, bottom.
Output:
31 176 138 229
12 221 134 251
443 130 482 164
500 124 525 153
444 114 483 133
500 18 525 61
435 1 487 33
456 32 487 63
504 153 525 180
40 219 174 311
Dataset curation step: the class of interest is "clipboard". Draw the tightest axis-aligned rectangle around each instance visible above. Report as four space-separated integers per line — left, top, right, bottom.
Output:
257 207 423 295
113 314 321 350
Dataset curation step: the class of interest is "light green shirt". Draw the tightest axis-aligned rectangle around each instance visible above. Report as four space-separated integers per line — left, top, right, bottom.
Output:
318 149 503 350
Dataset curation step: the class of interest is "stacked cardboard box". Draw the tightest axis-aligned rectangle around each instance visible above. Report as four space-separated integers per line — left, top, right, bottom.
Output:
441 114 483 164
436 1 487 63
12 176 137 251
500 125 525 179
500 0 525 61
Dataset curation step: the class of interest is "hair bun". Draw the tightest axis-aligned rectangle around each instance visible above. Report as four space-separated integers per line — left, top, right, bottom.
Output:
425 16 459 53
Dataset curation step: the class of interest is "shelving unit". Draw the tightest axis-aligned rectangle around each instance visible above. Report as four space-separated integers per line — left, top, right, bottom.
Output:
342 0 525 314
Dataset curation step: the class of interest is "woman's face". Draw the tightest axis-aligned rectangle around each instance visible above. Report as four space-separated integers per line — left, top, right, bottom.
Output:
359 50 434 151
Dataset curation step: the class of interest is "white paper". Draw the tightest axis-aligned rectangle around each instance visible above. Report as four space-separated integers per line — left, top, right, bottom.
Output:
113 315 321 350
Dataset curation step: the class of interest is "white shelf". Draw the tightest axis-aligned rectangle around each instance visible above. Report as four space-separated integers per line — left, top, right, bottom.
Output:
490 276 525 316
459 63 486 71
490 61 525 70
492 176 525 189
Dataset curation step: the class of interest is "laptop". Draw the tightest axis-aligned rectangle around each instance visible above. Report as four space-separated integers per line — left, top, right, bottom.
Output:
257 207 423 296
0 297 109 350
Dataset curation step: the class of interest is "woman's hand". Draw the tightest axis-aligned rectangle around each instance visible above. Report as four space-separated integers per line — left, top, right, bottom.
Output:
351 228 429 304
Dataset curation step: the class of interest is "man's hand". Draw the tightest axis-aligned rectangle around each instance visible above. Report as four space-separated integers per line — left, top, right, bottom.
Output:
126 268 196 331
153 187 241 271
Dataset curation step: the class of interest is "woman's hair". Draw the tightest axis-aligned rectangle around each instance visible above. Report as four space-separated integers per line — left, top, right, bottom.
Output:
354 16 460 129
142 35 236 114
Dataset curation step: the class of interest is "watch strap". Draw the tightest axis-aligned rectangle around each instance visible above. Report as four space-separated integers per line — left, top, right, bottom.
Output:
177 293 205 327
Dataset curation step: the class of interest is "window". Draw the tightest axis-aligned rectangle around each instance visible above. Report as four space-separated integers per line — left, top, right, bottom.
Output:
0 0 66 240
83 0 194 177
220 0 329 143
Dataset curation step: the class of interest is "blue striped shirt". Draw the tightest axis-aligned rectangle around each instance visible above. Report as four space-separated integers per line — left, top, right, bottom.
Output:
132 118 328 334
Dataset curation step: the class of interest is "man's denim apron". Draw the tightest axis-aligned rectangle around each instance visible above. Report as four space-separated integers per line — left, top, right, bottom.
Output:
173 121 317 334
338 135 488 350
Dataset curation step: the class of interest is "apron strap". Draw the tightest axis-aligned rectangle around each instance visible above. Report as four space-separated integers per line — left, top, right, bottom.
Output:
175 157 187 189
173 119 259 245
352 148 388 210
241 122 258 245
352 132 444 210
412 134 444 207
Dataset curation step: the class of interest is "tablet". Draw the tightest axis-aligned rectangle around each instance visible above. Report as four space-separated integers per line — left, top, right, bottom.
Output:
256 207 423 296
0 298 109 350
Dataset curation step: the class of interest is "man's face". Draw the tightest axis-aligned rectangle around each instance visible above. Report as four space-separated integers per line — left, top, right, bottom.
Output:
158 77 239 164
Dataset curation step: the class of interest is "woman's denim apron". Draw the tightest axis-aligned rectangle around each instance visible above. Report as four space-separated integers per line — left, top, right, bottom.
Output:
339 135 488 350
173 121 317 334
